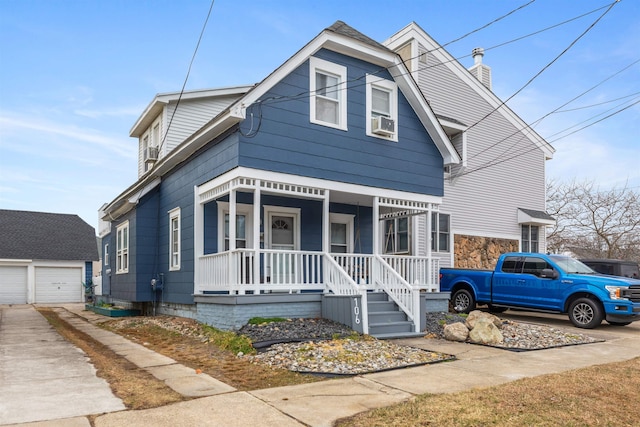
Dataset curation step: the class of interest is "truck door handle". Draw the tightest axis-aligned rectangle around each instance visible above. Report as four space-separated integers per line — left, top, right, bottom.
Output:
517 279 526 284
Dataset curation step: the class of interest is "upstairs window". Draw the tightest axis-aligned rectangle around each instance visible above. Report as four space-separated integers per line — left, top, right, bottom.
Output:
366 75 398 141
310 57 347 130
116 221 129 274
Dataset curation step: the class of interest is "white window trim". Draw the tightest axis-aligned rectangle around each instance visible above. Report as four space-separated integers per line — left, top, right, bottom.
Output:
104 243 109 266
169 207 181 271
521 224 540 253
432 212 451 253
263 205 301 250
116 221 129 274
366 74 398 142
217 202 254 251
329 213 355 254
382 216 410 255
309 56 348 131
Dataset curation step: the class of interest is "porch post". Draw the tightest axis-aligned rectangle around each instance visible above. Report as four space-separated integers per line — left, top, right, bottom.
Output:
373 196 380 255
193 186 202 293
229 188 239 293
253 181 261 290
322 190 330 253
426 207 432 290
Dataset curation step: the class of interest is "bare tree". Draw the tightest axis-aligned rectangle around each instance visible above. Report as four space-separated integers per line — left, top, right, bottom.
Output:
547 180 640 260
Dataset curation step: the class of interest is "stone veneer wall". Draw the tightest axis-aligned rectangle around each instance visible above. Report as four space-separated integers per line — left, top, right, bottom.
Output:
454 234 519 269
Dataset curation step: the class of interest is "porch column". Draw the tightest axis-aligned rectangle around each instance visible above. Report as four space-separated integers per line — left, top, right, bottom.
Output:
253 181 261 289
373 196 380 255
193 185 203 292
322 190 330 253
229 188 239 293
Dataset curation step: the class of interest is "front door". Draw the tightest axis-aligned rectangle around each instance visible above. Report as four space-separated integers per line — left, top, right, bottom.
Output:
266 211 298 284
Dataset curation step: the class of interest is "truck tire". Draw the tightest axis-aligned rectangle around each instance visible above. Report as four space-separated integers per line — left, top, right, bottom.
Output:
568 297 603 329
451 288 475 314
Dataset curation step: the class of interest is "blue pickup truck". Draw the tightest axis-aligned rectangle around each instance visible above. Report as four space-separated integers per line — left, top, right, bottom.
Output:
440 253 640 328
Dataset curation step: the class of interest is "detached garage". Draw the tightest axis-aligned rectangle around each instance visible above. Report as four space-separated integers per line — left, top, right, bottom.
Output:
0 210 98 304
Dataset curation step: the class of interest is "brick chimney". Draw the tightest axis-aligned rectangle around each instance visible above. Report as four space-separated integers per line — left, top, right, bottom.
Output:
468 47 492 90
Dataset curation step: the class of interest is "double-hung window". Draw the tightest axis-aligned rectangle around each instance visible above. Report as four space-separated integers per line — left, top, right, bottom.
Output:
224 213 247 250
522 225 539 252
169 208 181 270
116 221 129 273
310 57 347 130
383 217 409 254
366 75 398 141
431 212 450 252
329 213 354 254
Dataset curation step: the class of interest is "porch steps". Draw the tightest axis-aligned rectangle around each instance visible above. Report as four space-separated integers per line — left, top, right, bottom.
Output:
367 292 418 338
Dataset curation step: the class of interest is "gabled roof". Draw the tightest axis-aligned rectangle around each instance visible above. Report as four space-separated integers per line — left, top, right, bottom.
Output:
103 21 460 220
384 22 555 160
0 209 98 261
129 85 255 137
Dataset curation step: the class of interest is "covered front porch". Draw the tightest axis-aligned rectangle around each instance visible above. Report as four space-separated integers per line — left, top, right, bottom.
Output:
193 168 445 335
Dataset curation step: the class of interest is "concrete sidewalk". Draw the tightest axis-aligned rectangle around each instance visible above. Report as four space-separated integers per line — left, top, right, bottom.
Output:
3 304 639 427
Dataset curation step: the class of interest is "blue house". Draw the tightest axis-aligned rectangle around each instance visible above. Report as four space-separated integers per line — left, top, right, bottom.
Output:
99 22 460 336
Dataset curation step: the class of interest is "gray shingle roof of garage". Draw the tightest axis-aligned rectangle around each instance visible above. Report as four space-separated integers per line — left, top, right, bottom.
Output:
0 209 98 261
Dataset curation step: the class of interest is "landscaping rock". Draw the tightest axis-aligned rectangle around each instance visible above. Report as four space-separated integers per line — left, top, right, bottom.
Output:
465 310 502 329
468 318 504 344
443 322 469 342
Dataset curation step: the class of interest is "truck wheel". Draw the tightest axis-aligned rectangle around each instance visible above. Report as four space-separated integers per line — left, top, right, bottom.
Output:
568 297 603 329
451 288 475 314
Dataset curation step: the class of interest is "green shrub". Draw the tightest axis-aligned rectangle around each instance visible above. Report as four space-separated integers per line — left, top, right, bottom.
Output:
247 317 288 325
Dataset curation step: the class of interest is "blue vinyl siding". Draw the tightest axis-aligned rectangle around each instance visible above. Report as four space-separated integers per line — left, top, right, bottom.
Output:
238 49 444 196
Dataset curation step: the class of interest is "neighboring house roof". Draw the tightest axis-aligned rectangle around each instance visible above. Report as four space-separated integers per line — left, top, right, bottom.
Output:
103 20 460 220
0 209 99 261
384 22 555 160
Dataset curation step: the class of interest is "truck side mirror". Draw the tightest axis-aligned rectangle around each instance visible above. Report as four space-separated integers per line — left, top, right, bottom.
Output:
540 268 558 279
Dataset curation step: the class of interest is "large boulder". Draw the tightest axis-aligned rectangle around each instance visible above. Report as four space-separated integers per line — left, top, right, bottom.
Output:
465 310 502 329
468 318 504 344
443 322 469 342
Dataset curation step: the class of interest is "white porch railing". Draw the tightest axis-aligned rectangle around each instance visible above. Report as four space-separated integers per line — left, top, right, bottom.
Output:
196 250 440 334
381 255 440 292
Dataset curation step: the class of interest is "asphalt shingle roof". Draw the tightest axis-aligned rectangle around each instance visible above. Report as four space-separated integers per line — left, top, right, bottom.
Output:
518 208 555 222
0 209 98 261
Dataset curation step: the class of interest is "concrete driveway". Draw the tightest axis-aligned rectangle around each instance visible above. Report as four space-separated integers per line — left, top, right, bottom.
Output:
0 305 125 425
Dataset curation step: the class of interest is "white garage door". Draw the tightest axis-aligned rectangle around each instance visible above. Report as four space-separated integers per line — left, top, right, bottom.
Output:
0 266 28 304
35 267 83 303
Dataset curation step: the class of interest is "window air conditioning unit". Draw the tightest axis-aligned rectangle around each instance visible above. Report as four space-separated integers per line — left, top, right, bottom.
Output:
144 147 159 162
372 116 395 136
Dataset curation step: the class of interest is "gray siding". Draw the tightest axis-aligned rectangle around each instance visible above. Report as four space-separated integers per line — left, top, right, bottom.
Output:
164 96 241 154
418 47 548 243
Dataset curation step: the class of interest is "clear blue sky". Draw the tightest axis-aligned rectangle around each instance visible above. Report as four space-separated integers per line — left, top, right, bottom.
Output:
1 0 638 230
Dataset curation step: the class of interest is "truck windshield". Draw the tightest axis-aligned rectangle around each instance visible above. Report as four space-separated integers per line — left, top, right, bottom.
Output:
549 255 595 274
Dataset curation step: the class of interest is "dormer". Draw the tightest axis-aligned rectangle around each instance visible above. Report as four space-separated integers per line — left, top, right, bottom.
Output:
130 86 254 178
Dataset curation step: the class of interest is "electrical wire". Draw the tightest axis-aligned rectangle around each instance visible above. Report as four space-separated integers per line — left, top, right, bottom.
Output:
158 0 215 153
460 0 619 140
454 98 639 179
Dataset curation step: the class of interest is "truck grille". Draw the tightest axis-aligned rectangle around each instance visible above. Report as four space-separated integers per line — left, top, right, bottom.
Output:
624 285 640 303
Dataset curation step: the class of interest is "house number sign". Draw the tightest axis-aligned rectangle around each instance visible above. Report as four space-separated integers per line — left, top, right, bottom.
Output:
353 297 360 325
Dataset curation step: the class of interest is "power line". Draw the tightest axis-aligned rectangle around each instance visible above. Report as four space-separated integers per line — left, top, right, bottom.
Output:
458 57 640 171
159 0 215 153
454 98 639 179
461 0 619 144
555 90 640 113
